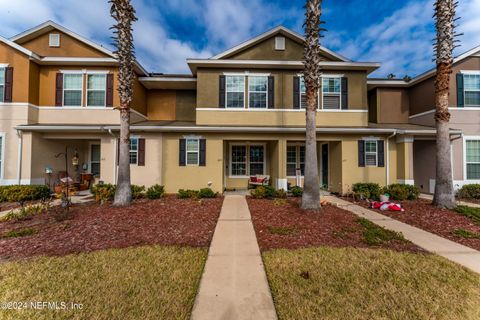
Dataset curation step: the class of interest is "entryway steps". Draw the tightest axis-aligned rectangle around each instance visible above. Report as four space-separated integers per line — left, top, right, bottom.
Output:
191 195 277 320
325 196 480 274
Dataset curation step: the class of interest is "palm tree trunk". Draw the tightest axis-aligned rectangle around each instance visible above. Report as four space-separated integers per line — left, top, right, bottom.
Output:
114 108 132 206
432 0 457 209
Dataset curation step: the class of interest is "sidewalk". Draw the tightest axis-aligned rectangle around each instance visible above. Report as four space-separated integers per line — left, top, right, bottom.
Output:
191 195 277 320
419 193 480 208
325 196 480 273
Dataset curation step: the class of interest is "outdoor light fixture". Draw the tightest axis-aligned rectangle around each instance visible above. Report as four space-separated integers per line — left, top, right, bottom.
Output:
72 150 79 166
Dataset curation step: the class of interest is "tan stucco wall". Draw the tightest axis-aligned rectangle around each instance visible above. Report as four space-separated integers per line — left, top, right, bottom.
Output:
176 90 196 121
376 88 409 123
396 140 414 181
19 30 109 58
147 90 176 120
0 42 32 103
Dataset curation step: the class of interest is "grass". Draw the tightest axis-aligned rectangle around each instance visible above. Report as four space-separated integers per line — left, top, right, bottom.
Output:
263 247 480 320
0 245 207 320
356 217 406 245
452 228 480 239
2 228 35 238
267 226 297 235
455 206 480 225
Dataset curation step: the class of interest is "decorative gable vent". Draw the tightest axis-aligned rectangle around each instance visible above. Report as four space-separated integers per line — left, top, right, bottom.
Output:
275 36 285 50
49 33 60 47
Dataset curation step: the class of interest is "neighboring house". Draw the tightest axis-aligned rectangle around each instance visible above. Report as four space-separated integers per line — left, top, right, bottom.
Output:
368 46 480 193
0 22 460 194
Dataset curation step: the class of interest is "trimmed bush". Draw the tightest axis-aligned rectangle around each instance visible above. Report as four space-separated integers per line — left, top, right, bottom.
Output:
146 184 165 199
177 189 199 199
382 184 419 201
457 184 480 200
0 185 51 203
290 186 303 197
91 184 116 202
131 185 146 199
275 189 287 199
250 186 282 199
198 188 217 198
352 183 381 200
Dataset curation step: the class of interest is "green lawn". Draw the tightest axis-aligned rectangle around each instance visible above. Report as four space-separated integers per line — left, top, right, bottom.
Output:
263 247 480 320
0 246 207 320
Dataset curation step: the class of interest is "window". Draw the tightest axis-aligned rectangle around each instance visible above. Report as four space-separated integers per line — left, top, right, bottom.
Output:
186 138 199 165
464 74 480 106
0 67 4 102
87 74 106 107
90 144 101 176
322 77 341 109
299 77 307 108
130 138 138 165
249 145 265 175
225 76 245 108
365 141 377 166
466 140 480 180
231 145 247 176
248 76 268 108
287 145 305 176
63 74 83 106
275 36 285 50
49 34 60 47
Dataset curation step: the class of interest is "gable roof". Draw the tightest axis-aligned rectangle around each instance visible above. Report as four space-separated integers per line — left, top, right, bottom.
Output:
367 44 480 89
211 25 350 62
0 35 40 59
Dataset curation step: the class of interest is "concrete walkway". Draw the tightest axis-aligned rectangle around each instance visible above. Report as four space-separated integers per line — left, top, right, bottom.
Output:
325 196 480 273
419 193 480 208
191 195 277 320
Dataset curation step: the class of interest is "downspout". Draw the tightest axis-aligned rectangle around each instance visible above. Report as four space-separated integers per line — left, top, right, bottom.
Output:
385 130 397 186
107 129 118 184
16 129 23 185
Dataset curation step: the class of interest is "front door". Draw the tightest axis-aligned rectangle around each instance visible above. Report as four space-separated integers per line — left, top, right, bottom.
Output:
321 143 328 188
90 143 101 177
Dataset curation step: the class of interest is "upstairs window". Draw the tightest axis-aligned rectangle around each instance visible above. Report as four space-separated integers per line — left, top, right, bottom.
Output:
466 140 480 180
248 76 268 108
63 74 83 106
226 76 245 108
322 77 341 109
0 67 4 102
275 36 285 50
49 34 60 47
299 77 307 108
464 74 480 106
87 74 106 107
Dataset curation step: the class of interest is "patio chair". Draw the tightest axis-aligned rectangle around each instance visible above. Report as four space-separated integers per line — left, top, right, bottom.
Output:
248 175 270 189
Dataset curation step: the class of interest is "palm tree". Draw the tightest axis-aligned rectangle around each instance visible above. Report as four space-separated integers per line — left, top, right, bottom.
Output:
432 0 458 209
301 0 324 210
110 0 137 206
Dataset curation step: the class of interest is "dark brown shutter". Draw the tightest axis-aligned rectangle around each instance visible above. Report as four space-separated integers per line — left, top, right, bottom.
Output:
138 138 145 166
55 73 63 106
199 139 206 166
4 67 13 102
377 140 385 167
358 140 365 167
219 75 226 108
106 73 114 107
293 76 300 109
456 73 464 108
341 77 348 110
268 76 274 109
179 139 186 166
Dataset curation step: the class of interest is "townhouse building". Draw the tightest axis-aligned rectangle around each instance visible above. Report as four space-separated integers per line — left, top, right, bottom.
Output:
0 21 476 194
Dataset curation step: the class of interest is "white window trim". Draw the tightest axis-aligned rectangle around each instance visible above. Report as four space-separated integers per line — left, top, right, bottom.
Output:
86 73 107 107
286 142 305 178
321 76 342 110
186 138 200 166
248 75 268 109
225 75 246 109
0 66 5 103
0 132 5 180
88 141 101 176
229 142 266 178
62 73 84 107
462 73 480 107
298 74 344 110
463 135 480 181
130 137 139 165
365 140 378 167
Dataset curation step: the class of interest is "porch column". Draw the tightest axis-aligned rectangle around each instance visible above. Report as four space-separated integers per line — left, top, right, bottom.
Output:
396 135 414 185
276 138 288 190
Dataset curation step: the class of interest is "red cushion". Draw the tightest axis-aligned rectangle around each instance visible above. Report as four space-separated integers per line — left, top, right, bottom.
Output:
250 176 257 182
257 178 265 183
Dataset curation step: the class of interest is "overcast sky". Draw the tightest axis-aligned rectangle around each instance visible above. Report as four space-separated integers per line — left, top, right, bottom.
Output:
0 0 479 77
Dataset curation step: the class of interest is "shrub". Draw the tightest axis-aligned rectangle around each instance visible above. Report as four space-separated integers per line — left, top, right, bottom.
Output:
3 228 35 238
275 189 287 199
352 183 381 200
0 185 51 203
250 186 277 199
290 186 303 197
1 204 49 222
146 184 165 199
457 184 480 200
91 184 116 202
177 189 199 199
198 188 217 198
131 185 146 199
382 184 420 201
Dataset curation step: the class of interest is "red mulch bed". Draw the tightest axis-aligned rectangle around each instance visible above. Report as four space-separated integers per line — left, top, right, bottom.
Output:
247 197 423 253
344 198 480 251
0 196 223 260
